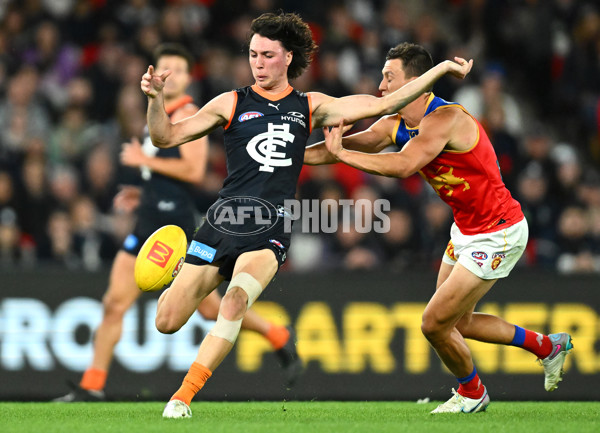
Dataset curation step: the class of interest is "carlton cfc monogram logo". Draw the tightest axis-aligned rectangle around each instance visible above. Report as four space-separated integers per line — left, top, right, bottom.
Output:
146 241 174 268
246 123 294 172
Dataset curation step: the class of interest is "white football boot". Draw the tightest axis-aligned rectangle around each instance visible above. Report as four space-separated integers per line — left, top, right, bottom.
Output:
430 387 490 414
541 333 573 391
162 399 192 418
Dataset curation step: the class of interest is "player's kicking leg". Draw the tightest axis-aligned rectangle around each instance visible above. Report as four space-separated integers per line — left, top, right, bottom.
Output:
162 249 276 418
198 290 303 387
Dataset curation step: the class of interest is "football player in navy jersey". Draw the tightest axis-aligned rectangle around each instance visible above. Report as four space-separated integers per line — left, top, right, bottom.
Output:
54 43 301 403
141 13 472 418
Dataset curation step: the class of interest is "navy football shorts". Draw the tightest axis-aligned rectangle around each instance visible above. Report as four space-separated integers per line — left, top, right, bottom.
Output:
185 217 291 281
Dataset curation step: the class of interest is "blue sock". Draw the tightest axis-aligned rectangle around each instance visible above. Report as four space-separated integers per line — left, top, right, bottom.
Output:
510 325 526 346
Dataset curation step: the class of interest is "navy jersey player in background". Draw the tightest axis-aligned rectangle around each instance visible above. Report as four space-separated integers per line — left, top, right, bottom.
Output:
141 13 472 418
55 43 301 402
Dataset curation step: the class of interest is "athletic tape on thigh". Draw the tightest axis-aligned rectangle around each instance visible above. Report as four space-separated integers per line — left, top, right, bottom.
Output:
209 313 242 344
226 272 263 308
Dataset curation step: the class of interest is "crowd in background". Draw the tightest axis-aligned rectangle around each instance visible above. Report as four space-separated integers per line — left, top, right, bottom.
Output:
0 0 598 275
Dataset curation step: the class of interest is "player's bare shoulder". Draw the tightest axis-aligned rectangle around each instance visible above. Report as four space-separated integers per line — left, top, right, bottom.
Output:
305 91 332 128
199 91 238 126
424 105 477 151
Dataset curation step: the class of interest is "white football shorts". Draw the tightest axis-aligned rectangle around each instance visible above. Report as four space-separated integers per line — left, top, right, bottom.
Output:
441 217 529 280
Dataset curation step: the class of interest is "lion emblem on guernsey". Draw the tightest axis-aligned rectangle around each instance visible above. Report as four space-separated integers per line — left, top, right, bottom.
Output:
422 166 470 197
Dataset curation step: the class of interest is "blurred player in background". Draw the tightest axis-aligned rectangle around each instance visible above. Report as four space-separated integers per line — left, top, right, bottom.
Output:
309 42 573 413
54 43 301 402
141 13 472 418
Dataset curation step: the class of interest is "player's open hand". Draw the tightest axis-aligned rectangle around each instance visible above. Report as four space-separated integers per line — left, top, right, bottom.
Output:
445 57 473 79
120 137 147 168
141 65 172 98
323 119 346 159
113 185 141 213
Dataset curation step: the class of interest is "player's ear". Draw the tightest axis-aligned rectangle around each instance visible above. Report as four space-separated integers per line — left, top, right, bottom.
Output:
286 51 293 67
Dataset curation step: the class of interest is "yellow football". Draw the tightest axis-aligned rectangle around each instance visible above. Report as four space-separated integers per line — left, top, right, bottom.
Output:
134 225 187 292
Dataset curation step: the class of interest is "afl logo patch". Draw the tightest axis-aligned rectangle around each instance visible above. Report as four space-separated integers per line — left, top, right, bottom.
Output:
472 251 488 260
239 111 264 122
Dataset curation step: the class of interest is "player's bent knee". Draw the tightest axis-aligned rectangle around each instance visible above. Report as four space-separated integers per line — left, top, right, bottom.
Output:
155 310 183 334
220 287 249 319
226 272 262 309
421 312 445 341
102 294 130 319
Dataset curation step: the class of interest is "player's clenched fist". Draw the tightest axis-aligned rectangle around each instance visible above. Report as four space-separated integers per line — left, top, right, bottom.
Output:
141 65 172 98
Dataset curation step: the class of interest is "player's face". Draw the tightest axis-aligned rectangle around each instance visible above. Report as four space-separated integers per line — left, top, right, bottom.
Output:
156 55 191 100
249 34 293 90
379 59 413 96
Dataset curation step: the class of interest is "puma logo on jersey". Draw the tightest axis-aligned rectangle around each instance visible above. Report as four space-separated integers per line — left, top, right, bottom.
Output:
246 123 293 172
268 103 280 110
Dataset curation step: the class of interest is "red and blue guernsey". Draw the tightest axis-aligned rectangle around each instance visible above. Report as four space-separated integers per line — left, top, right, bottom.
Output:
392 93 524 235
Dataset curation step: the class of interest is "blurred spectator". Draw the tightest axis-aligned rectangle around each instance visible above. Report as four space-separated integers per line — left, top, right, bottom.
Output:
453 64 523 137
38 208 78 268
19 155 53 247
116 0 159 38
22 20 81 113
481 99 520 190
82 143 118 214
329 219 383 270
516 125 560 194
516 164 559 267
377 208 421 272
313 50 352 97
49 164 80 209
48 105 100 168
0 66 50 168
84 25 123 122
0 207 21 267
70 195 117 271
418 195 453 270
551 143 584 208
556 206 600 274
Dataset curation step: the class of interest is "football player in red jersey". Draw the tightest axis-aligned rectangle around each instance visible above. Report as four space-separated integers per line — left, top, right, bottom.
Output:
307 42 573 413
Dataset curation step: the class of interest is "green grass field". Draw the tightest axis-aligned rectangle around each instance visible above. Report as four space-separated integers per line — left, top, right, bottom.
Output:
1 401 598 433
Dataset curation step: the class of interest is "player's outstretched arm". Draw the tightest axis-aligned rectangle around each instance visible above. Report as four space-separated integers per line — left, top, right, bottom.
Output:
311 57 472 128
142 65 233 148
304 116 396 165
324 109 455 178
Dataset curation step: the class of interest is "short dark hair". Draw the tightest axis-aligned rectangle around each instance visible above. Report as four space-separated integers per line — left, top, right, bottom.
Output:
153 43 194 73
386 43 433 78
249 12 318 79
